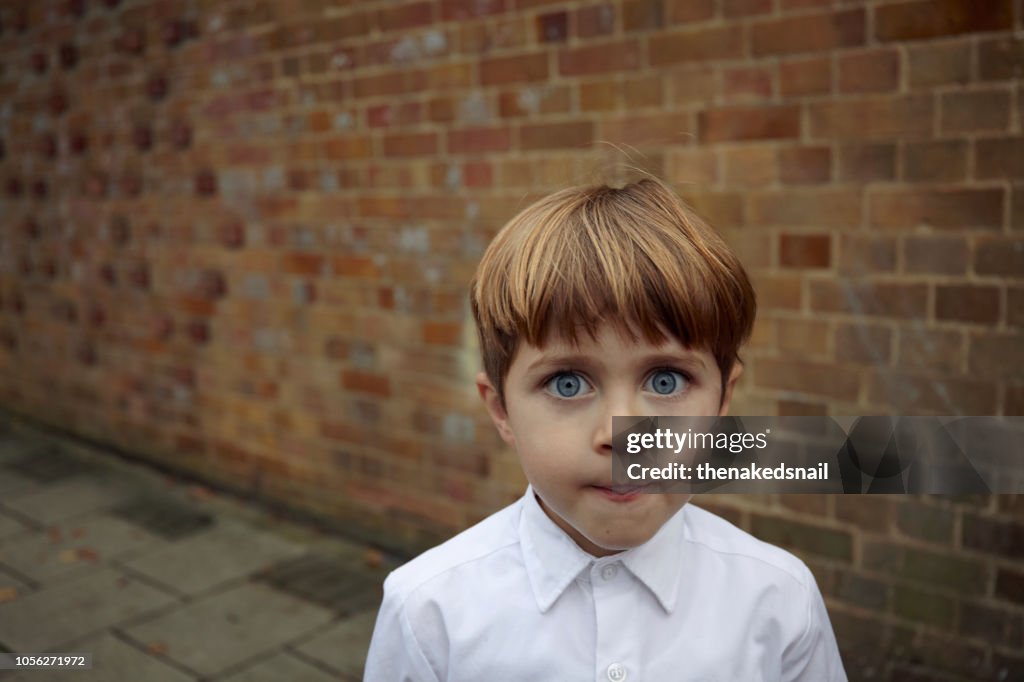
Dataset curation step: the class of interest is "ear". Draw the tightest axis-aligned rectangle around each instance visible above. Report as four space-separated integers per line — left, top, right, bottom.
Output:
717 362 743 417
476 372 516 445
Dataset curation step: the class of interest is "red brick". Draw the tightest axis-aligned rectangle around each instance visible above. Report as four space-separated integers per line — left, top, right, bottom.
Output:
623 0 664 30
936 285 1001 325
869 188 1004 230
520 121 593 150
835 323 892 364
867 372 997 414
751 273 802 310
341 369 391 398
976 137 1024 178
670 66 717 107
724 0 772 17
838 235 898 275
898 329 964 374
283 253 324 276
447 126 512 154
1009 288 1024 329
723 146 777 187
536 10 568 42
779 56 831 97
808 95 933 140
427 62 473 90
580 81 617 111
353 71 420 99
622 75 664 108
649 25 744 66
462 161 493 188
875 0 1013 42
838 143 895 181
480 53 548 86
809 280 929 319
940 89 1012 133
978 36 1024 81
779 146 831 184
904 236 968 275
751 189 862 227
669 148 720 185
666 0 715 23
700 105 800 142
382 132 437 157
908 40 972 88
722 66 774 102
599 112 693 147
576 3 616 38
325 135 373 160
780 234 831 268
559 40 641 76
975 237 1024 277
377 2 434 32
755 358 862 401
969 333 1024 382
441 0 507 21
423 322 461 346
751 9 866 56
678 190 746 228
902 140 968 183
839 49 900 93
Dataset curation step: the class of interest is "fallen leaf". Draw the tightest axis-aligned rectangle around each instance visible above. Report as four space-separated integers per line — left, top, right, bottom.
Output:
77 547 99 563
147 641 168 655
0 587 17 603
58 549 79 563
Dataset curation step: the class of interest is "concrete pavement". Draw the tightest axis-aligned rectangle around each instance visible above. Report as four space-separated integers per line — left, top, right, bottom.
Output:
0 413 393 681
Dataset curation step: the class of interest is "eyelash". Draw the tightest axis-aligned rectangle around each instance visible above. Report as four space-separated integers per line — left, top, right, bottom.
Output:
540 366 694 400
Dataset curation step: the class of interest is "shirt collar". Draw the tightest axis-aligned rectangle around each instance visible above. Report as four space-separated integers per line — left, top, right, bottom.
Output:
517 486 687 614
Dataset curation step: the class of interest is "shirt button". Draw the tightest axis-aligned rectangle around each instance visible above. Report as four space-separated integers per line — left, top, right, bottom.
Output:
607 662 627 681
601 564 618 580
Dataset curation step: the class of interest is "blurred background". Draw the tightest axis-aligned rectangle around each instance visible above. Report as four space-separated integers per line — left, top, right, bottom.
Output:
0 0 1021 680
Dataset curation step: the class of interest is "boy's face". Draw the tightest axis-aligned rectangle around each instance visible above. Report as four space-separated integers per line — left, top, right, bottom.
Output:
478 322 741 558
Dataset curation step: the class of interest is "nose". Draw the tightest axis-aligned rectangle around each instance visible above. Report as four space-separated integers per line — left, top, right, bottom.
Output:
593 388 643 454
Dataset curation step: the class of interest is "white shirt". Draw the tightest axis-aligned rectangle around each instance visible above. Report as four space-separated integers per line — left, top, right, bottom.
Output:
364 488 846 682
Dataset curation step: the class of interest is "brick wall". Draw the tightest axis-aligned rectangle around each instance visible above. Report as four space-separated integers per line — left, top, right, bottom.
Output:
0 1 1022 679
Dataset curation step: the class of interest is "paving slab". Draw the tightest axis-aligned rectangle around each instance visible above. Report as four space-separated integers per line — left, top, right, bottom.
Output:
0 511 30 542
0 515 163 585
0 470 38 499
2 478 134 527
122 583 333 678
122 520 305 595
295 609 378 679
219 652 340 682
0 633 197 682
0 567 178 651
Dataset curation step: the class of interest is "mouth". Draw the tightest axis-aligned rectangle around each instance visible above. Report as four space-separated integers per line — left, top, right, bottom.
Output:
589 483 650 502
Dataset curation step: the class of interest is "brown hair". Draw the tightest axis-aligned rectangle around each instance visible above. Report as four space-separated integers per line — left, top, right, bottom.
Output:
469 177 756 408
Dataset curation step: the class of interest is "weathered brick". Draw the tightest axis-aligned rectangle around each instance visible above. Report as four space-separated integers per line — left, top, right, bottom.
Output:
480 52 548 86
580 80 618 112
751 9 866 56
722 146 777 187
908 40 972 88
963 515 1024 559
839 49 900 93
969 333 1024 382
341 370 391 398
722 65 774 102
976 137 1024 178
1009 288 1024 329
447 126 512 154
978 36 1024 80
377 2 434 32
808 95 933 140
649 25 744 66
834 570 888 611
622 75 664 109
869 188 1004 230
893 585 954 627
867 371 998 414
975 236 1024 277
897 500 954 544
777 318 830 356
996 568 1024 604
536 10 568 42
898 328 963 373
755 358 861 400
724 0 772 17
750 514 854 560
670 66 717 107
778 146 831 184
838 234 898 275
599 112 693 147
837 143 896 182
669 148 720 185
751 189 862 227
835 323 892 364
559 40 641 76
810 280 928 319
520 121 593 150
751 273 802 310
666 0 715 23
902 140 968 183
623 0 664 30
778 56 831 97
903 235 968 275
940 89 1012 133
576 3 616 38
875 0 1013 42
780 234 831 268
700 105 800 143
382 132 437 157
441 0 507 21
936 285 1000 325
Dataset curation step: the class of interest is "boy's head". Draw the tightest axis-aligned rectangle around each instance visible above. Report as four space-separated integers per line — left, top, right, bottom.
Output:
470 177 756 556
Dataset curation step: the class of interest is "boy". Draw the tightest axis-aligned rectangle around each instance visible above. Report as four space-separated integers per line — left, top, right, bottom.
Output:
364 178 846 681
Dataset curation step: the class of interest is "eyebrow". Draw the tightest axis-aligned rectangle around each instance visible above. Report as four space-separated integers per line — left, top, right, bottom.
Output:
526 352 708 373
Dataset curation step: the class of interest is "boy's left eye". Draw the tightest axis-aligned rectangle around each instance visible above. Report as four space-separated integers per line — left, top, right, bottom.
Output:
644 370 689 396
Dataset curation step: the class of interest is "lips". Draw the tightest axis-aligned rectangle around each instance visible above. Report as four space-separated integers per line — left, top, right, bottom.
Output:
590 484 650 501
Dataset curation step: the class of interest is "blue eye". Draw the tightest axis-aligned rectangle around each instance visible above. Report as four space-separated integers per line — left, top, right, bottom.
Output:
545 372 592 398
646 370 688 396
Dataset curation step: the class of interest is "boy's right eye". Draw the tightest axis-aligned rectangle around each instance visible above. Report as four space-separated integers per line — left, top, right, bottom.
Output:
545 372 593 399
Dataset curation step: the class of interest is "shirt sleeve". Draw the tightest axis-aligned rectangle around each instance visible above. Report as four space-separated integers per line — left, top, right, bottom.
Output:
363 575 442 682
781 565 848 682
